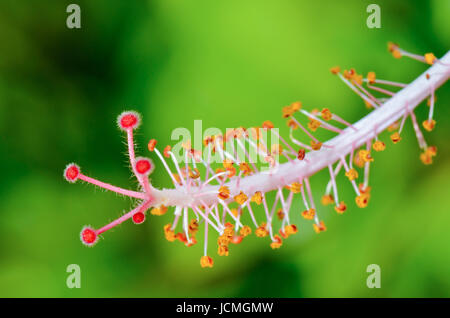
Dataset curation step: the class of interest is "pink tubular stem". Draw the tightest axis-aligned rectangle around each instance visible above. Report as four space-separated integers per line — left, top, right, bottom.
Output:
290 117 320 142
367 79 407 88
96 200 152 235
328 164 339 204
127 128 144 187
338 73 379 109
304 177 319 225
78 174 147 199
353 81 382 106
367 84 396 97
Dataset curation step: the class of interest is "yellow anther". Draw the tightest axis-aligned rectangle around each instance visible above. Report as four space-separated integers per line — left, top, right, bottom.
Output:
301 208 315 220
345 168 358 181
353 155 365 168
270 235 283 249
240 225 252 237
234 191 248 205
262 120 274 130
223 159 234 169
189 219 199 234
426 146 437 157
277 209 285 220
185 237 197 247
290 101 302 111
352 74 363 85
151 205 168 216
367 71 376 84
282 105 295 118
420 146 437 165
223 224 234 236
289 182 302 193
419 147 437 166
334 202 347 214
218 186 230 200
239 162 253 175
355 194 370 208
203 135 215 146
388 42 402 59
343 69 355 80
226 166 236 178
390 132 402 144
311 140 322 151
330 66 340 75
147 139 157 151
313 221 327 233
307 119 321 132
189 167 200 179
321 108 332 121
218 245 229 256
424 53 436 65
287 119 299 130
392 50 402 58
297 148 306 160
373 140 386 152
359 184 372 195
358 149 374 163
284 224 298 236
321 194 334 206
388 42 399 52
251 191 263 205
420 152 433 165
255 223 269 237
217 235 231 246
164 224 176 242
200 256 214 268
422 119 436 132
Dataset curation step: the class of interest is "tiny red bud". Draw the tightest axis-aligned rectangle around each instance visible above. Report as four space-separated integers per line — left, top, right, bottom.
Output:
80 226 98 246
64 163 80 183
132 212 146 224
135 157 154 175
117 111 141 131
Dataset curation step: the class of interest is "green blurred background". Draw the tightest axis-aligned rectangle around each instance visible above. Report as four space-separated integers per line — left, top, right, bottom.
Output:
0 0 449 297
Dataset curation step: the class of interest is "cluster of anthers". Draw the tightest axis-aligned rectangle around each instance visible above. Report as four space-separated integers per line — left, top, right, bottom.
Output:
65 43 449 268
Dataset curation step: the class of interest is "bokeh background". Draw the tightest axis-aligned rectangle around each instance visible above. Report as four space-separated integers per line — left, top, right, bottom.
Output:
0 0 449 297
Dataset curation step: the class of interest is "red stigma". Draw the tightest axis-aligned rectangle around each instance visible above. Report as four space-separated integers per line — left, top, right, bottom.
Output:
132 212 146 224
135 158 153 174
81 227 97 246
118 111 141 130
121 114 137 128
64 163 80 183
